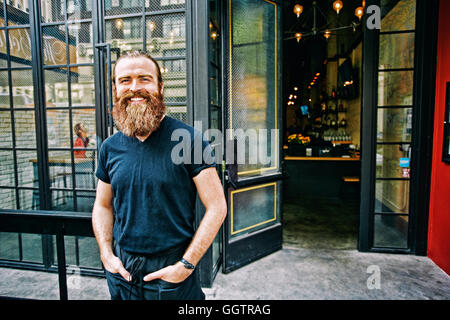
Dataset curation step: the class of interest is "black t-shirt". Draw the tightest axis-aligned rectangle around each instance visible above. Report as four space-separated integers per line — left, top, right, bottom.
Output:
96 116 216 255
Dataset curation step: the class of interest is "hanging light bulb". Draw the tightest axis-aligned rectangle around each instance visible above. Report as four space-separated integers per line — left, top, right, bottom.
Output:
211 30 219 40
295 32 302 43
115 18 123 30
324 29 331 39
293 4 303 18
355 6 364 20
333 0 343 14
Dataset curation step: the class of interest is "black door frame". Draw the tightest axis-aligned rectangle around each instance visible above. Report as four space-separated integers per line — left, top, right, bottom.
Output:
221 0 284 274
358 0 439 254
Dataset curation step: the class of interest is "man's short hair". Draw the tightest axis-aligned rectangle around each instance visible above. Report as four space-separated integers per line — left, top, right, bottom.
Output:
112 50 163 86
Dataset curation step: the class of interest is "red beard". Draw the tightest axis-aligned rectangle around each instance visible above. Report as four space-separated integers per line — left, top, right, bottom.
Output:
112 89 166 138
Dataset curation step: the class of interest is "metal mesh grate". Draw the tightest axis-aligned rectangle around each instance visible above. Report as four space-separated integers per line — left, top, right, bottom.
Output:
227 0 279 175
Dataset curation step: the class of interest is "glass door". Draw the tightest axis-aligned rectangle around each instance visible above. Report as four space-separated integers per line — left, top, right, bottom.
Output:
222 0 282 273
360 0 418 252
0 0 102 272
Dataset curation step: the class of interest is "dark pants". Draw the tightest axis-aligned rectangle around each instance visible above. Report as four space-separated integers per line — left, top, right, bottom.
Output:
105 242 205 300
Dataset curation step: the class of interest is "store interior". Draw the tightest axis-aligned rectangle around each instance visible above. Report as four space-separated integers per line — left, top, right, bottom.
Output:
281 0 364 250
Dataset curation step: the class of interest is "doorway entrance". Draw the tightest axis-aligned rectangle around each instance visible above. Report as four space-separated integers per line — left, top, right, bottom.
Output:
281 0 363 250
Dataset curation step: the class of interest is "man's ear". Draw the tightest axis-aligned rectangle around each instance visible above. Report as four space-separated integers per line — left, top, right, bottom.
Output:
159 82 164 96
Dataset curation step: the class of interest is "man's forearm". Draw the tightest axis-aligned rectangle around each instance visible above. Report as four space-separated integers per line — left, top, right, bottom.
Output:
92 203 115 258
182 206 227 267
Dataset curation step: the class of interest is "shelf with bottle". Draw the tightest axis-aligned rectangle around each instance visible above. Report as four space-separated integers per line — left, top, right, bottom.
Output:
322 130 352 144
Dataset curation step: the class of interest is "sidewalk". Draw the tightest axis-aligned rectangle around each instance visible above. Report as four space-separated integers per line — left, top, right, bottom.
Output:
1 246 449 300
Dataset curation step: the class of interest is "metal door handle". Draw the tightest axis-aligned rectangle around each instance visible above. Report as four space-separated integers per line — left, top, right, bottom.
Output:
224 169 238 189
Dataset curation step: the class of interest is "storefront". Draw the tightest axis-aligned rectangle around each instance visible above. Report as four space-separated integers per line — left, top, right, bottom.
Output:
0 0 447 298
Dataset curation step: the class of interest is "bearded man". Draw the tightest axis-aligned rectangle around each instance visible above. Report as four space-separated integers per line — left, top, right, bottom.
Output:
92 51 227 300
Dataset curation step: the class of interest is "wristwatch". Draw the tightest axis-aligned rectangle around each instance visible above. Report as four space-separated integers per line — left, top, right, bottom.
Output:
180 258 195 270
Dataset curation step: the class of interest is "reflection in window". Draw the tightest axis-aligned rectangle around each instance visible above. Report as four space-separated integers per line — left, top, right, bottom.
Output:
8 0 30 12
163 16 185 38
123 18 142 39
161 0 185 6
123 0 141 8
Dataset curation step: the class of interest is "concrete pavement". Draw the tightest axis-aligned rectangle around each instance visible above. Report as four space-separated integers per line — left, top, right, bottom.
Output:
0 246 449 300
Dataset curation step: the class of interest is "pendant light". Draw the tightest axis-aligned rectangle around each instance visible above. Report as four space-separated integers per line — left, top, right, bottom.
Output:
333 0 343 14
293 4 303 18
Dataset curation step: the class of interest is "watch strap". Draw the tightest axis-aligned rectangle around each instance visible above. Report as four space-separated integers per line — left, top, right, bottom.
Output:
180 257 195 270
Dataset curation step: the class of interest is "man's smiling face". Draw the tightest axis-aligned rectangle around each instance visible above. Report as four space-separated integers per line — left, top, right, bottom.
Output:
112 56 166 138
114 56 163 99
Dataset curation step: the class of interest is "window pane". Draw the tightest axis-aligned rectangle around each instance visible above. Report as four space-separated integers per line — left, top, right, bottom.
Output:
17 150 38 188
375 180 409 214
105 0 143 16
159 59 186 103
74 159 96 190
0 150 14 187
41 0 65 23
377 108 412 143
378 71 413 106
166 106 187 123
0 232 20 260
0 71 10 103
374 215 408 249
72 109 96 149
0 111 12 148
19 188 37 210
52 190 74 211
376 144 410 179
379 33 415 70
105 17 143 52
229 182 280 238
146 14 186 55
7 28 32 67
42 25 69 66
68 23 93 64
6 0 30 25
21 233 43 263
150 0 185 11
71 67 95 106
67 0 93 20
48 150 73 189
14 110 36 148
381 0 416 32
78 236 102 268
0 188 16 209
0 28 7 68
47 109 70 148
76 191 96 212
45 68 68 107
11 69 34 108
230 0 279 176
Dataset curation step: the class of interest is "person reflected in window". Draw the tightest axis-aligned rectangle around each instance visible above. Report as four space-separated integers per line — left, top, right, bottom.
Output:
74 123 90 158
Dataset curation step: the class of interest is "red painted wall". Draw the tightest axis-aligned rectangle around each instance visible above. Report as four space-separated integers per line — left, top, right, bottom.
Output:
428 0 450 276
